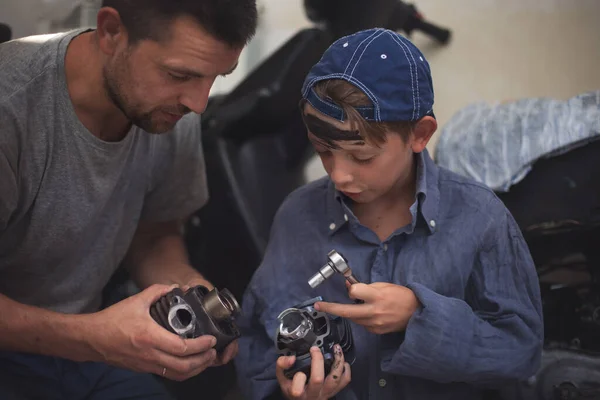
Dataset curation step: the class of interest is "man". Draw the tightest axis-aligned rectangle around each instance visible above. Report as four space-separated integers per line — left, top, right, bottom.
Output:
0 0 257 398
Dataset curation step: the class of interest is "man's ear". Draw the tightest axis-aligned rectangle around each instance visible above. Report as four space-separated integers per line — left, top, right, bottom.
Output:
410 116 437 153
95 7 128 56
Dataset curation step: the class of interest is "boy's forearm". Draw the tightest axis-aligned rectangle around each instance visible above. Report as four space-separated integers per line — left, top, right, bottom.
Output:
0 292 101 362
384 283 542 384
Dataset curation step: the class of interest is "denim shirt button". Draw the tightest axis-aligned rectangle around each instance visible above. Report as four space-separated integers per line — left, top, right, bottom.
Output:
429 219 436 228
329 223 336 230
383 244 388 251
378 378 387 388
344 214 348 222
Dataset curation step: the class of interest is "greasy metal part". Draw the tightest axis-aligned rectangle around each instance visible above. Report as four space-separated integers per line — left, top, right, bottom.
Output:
275 297 355 380
167 297 196 336
202 288 240 321
278 308 314 340
308 250 360 288
150 285 242 352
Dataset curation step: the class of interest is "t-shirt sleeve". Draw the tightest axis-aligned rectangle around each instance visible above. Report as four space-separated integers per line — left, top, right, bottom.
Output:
140 114 209 222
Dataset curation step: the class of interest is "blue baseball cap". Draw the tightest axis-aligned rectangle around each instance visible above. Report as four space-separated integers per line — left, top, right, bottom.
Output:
301 28 435 123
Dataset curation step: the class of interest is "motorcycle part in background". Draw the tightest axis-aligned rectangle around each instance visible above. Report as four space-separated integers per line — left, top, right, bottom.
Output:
0 23 11 44
501 347 600 400
308 250 360 288
150 285 241 352
304 0 451 44
185 28 333 302
389 1 452 44
275 297 355 380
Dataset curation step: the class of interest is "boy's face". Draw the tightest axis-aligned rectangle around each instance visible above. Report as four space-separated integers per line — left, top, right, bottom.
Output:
304 104 434 205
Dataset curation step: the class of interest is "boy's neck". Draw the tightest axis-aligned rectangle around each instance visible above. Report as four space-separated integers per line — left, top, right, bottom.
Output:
351 158 418 241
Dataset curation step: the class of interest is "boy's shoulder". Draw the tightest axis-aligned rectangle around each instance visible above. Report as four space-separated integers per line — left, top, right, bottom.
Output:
435 164 519 237
437 164 506 211
275 176 331 219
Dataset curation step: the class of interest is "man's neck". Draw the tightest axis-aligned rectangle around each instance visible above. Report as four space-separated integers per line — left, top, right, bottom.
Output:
64 32 131 142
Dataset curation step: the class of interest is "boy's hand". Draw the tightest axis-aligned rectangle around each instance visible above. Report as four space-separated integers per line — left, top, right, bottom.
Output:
315 282 420 334
276 345 351 400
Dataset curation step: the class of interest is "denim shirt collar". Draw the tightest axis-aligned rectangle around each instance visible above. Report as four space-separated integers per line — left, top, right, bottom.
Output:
325 148 440 236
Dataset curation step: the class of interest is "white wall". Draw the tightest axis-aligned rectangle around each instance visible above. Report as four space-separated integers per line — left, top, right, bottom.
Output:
239 0 600 180
0 0 99 39
4 0 599 179
0 1 44 39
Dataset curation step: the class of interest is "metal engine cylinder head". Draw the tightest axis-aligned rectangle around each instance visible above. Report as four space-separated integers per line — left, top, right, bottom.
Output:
202 288 241 321
150 285 241 352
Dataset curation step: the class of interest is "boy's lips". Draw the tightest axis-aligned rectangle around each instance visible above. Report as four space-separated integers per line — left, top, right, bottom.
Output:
341 190 362 199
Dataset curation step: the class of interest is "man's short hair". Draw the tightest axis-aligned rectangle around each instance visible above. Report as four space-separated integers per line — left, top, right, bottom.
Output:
101 0 258 48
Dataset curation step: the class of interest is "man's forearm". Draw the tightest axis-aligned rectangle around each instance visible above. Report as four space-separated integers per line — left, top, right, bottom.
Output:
0 293 101 361
125 220 211 290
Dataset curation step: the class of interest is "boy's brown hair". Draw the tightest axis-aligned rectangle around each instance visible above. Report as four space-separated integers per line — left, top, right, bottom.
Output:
304 79 416 148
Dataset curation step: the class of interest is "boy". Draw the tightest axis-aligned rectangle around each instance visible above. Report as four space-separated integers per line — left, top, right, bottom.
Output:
235 28 543 400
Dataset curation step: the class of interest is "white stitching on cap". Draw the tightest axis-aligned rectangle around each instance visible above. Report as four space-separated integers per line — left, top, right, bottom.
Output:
387 33 417 120
395 32 421 118
402 37 420 119
342 29 380 80
350 30 385 77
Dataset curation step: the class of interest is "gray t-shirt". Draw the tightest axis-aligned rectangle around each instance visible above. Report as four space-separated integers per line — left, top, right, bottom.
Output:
0 29 209 314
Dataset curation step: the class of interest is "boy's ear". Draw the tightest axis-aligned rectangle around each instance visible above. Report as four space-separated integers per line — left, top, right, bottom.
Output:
410 116 437 153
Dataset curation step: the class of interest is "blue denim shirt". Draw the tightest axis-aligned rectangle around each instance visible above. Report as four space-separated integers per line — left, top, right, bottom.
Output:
235 149 543 400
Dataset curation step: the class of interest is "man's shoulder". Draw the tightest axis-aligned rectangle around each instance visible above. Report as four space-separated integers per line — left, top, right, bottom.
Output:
0 31 71 103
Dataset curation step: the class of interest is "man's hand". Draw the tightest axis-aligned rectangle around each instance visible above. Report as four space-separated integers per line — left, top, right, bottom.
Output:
315 282 420 334
181 276 215 292
213 340 238 367
180 277 239 366
88 284 218 381
276 345 351 400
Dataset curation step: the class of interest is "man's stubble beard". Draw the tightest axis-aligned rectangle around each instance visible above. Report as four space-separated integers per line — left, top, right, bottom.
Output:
102 57 161 134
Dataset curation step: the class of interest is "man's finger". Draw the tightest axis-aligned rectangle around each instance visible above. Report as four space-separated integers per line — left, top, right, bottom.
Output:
314 301 371 319
214 341 238 366
156 347 217 377
140 283 179 306
151 328 216 357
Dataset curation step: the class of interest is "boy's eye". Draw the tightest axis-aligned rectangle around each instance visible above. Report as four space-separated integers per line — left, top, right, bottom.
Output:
351 154 375 164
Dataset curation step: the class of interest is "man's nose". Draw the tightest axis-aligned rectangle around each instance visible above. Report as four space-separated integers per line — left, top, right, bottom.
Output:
179 78 214 114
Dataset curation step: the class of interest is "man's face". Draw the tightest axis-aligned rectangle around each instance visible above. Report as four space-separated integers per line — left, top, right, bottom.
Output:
304 104 415 205
103 16 242 133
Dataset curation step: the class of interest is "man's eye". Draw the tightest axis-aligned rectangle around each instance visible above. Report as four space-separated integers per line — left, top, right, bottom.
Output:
168 72 191 82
